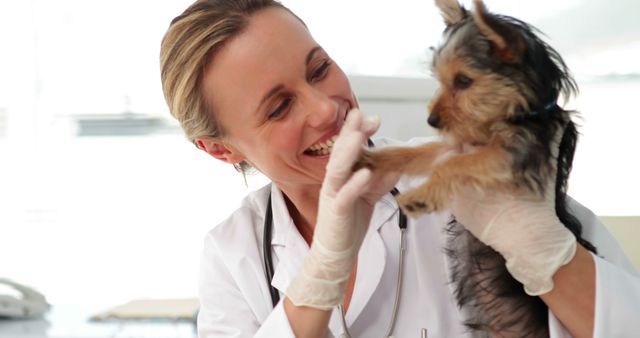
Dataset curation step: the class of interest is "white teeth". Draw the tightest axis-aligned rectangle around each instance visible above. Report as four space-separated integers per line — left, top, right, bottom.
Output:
307 134 339 155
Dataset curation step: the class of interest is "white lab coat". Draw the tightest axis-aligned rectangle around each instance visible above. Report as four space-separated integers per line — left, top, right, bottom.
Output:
198 138 640 338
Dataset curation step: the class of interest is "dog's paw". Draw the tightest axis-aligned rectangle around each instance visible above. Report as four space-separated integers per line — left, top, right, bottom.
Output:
352 150 377 172
400 200 430 217
397 190 444 217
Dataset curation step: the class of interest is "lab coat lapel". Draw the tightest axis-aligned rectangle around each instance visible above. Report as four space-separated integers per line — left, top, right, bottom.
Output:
344 194 398 325
268 185 309 297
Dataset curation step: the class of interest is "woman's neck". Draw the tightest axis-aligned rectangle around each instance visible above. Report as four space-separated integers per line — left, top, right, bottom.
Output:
278 184 321 246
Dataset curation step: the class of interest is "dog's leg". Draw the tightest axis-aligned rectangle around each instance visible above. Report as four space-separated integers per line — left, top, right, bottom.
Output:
353 142 449 176
398 145 512 216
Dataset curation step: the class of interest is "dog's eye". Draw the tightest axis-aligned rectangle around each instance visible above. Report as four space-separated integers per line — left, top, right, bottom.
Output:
453 73 473 90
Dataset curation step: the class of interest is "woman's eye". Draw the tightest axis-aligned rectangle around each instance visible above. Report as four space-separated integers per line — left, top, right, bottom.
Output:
309 60 331 82
453 73 473 90
268 97 293 120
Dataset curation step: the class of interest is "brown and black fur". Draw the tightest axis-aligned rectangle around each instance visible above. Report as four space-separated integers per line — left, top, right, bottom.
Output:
354 0 597 336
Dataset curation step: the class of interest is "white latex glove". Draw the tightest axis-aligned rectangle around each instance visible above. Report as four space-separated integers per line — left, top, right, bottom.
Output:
286 109 399 310
450 173 577 296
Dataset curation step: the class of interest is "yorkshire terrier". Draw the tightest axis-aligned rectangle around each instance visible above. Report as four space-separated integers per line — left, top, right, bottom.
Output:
355 0 598 336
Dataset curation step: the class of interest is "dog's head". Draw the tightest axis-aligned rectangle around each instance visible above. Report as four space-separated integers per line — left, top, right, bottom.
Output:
428 0 577 143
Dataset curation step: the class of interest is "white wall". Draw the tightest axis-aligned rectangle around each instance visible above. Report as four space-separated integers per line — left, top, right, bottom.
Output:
349 75 438 141
600 217 640 271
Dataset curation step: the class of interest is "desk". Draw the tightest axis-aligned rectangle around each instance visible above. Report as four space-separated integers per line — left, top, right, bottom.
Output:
0 304 196 338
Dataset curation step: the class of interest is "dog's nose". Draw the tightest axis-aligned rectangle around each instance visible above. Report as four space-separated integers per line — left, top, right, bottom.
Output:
428 114 441 128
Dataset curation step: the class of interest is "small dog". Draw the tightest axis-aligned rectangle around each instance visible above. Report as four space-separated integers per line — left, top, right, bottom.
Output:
355 0 598 336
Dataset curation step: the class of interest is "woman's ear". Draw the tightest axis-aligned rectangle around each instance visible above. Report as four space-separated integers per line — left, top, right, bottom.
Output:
195 137 245 164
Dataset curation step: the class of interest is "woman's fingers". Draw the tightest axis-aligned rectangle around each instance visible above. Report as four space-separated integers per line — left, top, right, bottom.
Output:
361 115 381 137
333 168 372 215
323 109 383 203
324 109 367 191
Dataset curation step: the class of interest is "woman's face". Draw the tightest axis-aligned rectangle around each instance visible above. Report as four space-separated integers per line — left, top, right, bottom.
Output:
200 7 356 188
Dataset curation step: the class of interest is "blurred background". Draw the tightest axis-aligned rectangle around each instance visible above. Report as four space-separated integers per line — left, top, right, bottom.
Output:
1 0 638 310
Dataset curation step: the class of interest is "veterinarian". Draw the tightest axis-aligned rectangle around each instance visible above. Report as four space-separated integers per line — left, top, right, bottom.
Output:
160 1 640 337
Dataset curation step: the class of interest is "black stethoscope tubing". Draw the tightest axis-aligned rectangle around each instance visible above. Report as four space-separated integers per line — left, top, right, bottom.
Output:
263 192 280 306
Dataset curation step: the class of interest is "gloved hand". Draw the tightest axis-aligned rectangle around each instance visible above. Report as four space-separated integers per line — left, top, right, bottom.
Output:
450 169 577 296
286 109 399 309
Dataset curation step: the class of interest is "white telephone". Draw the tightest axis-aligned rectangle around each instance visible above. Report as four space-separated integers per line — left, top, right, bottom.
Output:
0 278 50 318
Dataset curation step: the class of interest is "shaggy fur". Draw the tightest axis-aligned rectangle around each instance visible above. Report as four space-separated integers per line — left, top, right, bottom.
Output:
354 0 597 336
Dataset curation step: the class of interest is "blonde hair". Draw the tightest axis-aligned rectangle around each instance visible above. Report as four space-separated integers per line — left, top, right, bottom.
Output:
160 0 297 172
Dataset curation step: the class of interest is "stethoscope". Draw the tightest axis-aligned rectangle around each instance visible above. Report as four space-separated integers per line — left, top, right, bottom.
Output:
262 141 410 338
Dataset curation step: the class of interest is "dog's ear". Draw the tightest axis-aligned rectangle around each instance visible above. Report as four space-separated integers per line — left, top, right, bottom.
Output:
472 0 526 63
435 0 468 27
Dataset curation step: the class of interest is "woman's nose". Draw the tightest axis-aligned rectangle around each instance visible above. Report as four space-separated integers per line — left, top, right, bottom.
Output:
303 87 338 129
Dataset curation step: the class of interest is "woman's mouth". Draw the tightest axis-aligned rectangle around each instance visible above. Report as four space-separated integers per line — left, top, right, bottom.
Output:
304 134 338 156
303 105 352 157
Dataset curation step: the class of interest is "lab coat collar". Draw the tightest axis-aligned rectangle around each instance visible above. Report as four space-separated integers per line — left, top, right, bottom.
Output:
267 183 399 328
